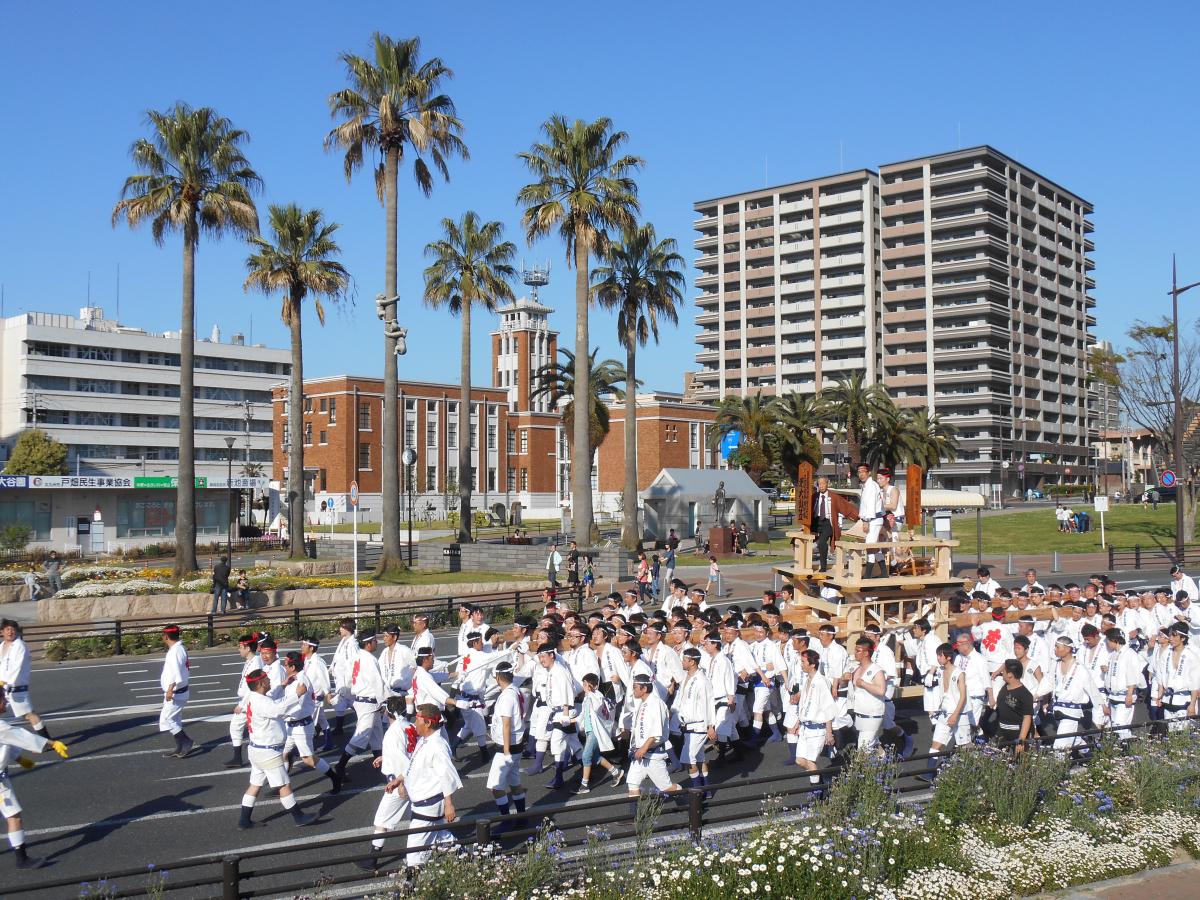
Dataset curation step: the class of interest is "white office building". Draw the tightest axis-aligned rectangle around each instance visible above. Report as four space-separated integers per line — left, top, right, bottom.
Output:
0 306 290 480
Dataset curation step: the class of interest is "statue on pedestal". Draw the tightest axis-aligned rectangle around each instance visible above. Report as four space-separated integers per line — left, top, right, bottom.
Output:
714 481 727 524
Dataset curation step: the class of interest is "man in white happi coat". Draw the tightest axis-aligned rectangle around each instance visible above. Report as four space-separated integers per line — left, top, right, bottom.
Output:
624 673 680 813
453 631 494 762
676 648 716 793
850 637 887 749
540 642 582 789
395 704 462 867
701 632 739 761
1101 628 1142 740
1154 623 1200 731
0 692 68 869
952 632 991 736
298 637 333 744
279 651 342 792
379 625 416 700
224 632 263 768
356 696 415 872
789 649 835 785
485 662 528 835
0 620 50 740
236 669 319 830
1048 636 1104 751
855 463 885 577
158 624 196 759
327 618 359 741
333 633 385 781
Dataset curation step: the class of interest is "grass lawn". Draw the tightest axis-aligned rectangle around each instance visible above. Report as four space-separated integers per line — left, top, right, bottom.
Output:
370 569 544 586
955 503 1189 555
671 538 793 565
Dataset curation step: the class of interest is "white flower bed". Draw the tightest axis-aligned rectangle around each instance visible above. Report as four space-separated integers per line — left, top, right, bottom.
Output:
51 579 175 599
59 565 141 586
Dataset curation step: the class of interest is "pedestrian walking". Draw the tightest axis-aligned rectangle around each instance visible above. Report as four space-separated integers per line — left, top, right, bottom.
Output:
546 544 562 588
21 570 39 604
42 552 62 596
210 555 232 615
395 703 462 868
224 633 262 768
279 651 342 793
356 696 415 872
333 632 385 781
159 624 195 759
0 693 69 870
486 661 528 834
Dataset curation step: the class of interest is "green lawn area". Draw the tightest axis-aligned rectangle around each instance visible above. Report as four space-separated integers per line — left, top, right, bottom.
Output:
958 503 1188 555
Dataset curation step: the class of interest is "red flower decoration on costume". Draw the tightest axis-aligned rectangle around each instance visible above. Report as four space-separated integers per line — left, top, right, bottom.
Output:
404 724 419 754
982 629 1001 653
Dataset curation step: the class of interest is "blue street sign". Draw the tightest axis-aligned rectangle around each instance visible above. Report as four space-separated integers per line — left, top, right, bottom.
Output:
719 429 743 461
1161 470 1177 488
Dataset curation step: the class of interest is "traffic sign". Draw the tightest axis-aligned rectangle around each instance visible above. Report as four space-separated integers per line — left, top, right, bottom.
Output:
349 480 360 507
719 430 742 461
1161 470 1177 488
1018 463 1025 473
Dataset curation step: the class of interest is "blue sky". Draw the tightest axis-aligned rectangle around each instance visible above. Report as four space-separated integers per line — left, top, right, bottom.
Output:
1 1 1196 394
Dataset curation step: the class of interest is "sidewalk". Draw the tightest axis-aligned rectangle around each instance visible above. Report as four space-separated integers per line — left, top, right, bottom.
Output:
1048 859 1200 899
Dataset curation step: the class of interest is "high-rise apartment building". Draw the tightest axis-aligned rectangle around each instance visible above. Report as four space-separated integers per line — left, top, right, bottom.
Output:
691 170 881 401
878 147 1095 493
691 146 1097 493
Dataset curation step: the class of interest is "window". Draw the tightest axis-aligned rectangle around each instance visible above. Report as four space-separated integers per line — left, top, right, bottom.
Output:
304 423 313 445
358 442 371 469
77 345 115 362
121 349 142 364
319 398 327 413
447 421 458 450
447 401 458 415
690 423 700 449
520 430 529 454
470 402 479 416
319 430 327 445
447 466 458 489
426 400 437 413
328 398 336 424
426 465 437 491
487 424 497 450
304 397 313 413
469 423 478 449
520 468 529 491
506 469 516 491
507 429 516 454
487 467 496 491
282 424 289 446
426 418 438 448
405 398 417 412
121 413 141 428
76 378 116 394
76 412 116 427
358 402 371 430
405 416 416 447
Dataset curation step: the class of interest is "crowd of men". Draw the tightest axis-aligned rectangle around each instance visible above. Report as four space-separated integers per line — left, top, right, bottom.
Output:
3 565 1200 875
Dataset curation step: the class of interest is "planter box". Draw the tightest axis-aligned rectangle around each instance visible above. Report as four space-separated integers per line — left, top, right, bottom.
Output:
34 580 541 624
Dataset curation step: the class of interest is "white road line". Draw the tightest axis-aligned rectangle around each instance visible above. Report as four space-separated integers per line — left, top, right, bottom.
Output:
197 688 227 694
125 674 224 685
26 785 383 838
43 699 235 723
117 669 148 675
195 826 372 859
34 655 238 672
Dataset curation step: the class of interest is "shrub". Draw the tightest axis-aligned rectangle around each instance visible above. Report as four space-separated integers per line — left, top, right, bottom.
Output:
0 523 33 552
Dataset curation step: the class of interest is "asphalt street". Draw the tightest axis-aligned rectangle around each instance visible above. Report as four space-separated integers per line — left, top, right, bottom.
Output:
0 560 1165 897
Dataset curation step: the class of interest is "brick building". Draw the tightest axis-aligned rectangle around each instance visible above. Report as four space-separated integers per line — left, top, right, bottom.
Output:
598 392 719 496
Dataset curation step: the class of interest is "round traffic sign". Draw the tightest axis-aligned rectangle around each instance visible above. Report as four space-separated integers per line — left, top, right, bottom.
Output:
1161 470 1177 488
1018 463 1025 473
349 480 360 507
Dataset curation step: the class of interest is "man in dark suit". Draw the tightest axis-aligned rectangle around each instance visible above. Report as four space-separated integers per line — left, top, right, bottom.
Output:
811 477 859 572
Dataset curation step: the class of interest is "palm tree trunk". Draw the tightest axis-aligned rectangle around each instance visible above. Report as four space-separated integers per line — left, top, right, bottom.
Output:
458 300 472 543
174 236 199 577
621 335 639 550
377 145 404 573
287 296 305 559
572 239 594 544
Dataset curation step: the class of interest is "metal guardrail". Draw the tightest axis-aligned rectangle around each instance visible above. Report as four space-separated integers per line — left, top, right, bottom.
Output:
21 586 585 663
1107 544 1196 570
10 715 1191 899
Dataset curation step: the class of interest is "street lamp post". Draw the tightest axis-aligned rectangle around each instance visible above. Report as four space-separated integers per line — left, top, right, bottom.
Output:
402 448 417 566
224 436 236 558
1170 256 1200 561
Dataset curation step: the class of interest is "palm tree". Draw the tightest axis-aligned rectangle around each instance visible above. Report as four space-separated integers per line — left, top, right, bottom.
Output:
771 392 830 508
327 33 467 573
823 372 894 469
517 116 641 543
112 104 260 577
592 224 685 549
860 404 915 471
531 348 629 461
707 391 777 485
905 407 960 478
244 204 351 558
423 212 517 543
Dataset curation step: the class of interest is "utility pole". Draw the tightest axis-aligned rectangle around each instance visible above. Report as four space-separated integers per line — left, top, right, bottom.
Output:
1169 256 1200 560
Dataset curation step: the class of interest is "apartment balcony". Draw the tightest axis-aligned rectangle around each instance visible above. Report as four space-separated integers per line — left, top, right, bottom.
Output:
781 360 817 376
820 335 866 352
821 356 865 373
818 231 864 250
695 349 719 363
779 259 814 276
778 198 813 215
882 221 925 240
696 292 719 308
692 213 717 230
820 272 865 290
695 272 718 288
821 294 866 312
694 232 717 251
885 373 929 389
883 329 928 346
819 188 864 206
780 299 815 316
882 307 927 326
819 210 865 231
779 219 814 237
882 198 925 219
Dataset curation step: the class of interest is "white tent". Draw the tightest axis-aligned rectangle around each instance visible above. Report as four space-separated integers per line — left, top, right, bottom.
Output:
639 468 768 539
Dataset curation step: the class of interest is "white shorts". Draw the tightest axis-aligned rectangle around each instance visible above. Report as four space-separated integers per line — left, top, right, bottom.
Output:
486 752 523 790
373 788 411 831
159 695 187 734
750 684 771 715
0 776 21 817
794 725 827 763
5 688 33 718
229 705 248 744
529 705 551 742
549 723 581 758
458 705 486 740
407 796 453 866
1053 715 1083 750
854 713 883 749
347 701 383 752
248 746 289 789
284 719 316 757
1107 697 1135 738
713 704 737 741
681 731 707 765
627 752 673 791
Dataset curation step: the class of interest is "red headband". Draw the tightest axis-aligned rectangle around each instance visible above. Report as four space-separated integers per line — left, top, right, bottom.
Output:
245 672 269 684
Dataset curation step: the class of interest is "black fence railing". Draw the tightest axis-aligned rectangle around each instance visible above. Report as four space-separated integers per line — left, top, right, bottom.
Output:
1107 544 1198 570
22 585 585 663
10 716 1191 900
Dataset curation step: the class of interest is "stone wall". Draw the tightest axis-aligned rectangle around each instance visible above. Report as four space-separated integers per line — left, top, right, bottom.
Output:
34 580 543 624
416 541 631 581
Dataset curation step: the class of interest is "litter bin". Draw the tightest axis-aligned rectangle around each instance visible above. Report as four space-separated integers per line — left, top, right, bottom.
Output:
305 538 317 559
933 511 952 538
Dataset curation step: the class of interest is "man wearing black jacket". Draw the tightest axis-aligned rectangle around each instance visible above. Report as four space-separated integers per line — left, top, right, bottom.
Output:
210 555 232 615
